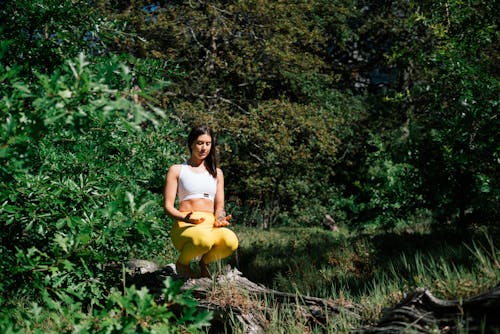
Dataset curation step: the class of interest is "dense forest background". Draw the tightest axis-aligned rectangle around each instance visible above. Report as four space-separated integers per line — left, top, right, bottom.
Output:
1 0 498 332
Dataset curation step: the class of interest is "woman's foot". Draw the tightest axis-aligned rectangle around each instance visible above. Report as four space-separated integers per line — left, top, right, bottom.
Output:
199 260 211 278
176 260 197 278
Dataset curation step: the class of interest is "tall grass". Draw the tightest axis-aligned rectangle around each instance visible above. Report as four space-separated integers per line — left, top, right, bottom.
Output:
234 226 499 332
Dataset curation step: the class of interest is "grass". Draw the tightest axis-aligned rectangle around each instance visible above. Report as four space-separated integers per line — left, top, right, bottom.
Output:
228 224 500 332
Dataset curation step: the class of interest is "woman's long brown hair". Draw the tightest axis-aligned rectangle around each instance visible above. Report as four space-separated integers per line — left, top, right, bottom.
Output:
187 125 218 178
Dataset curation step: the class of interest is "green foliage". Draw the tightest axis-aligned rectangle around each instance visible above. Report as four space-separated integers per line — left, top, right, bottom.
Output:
0 278 211 333
220 94 365 226
107 0 358 104
349 135 426 229
0 0 103 74
0 46 208 331
316 0 500 229
87 278 211 333
382 0 499 226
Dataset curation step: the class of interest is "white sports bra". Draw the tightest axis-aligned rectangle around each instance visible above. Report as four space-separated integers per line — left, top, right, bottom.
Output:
177 164 217 202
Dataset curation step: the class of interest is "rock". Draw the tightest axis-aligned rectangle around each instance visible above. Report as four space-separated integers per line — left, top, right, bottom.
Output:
127 259 160 274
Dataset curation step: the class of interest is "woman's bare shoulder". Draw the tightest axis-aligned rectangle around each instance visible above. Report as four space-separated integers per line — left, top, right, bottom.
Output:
167 164 183 175
216 168 224 178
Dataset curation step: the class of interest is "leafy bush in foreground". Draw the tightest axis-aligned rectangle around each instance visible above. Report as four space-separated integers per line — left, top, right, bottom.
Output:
1 278 211 333
0 50 207 331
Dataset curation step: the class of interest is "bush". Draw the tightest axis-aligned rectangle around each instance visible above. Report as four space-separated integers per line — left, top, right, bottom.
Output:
0 50 202 331
0 278 212 333
0 0 103 74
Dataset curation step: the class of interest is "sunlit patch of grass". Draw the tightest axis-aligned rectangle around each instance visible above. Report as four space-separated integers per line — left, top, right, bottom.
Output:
235 226 372 294
354 279 405 325
344 229 500 329
382 231 500 299
265 301 314 334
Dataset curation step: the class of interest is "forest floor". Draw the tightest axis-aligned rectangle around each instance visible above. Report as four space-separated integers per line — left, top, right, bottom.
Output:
213 223 500 332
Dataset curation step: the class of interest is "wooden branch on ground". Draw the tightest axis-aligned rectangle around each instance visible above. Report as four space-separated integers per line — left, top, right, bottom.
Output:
126 260 358 333
181 266 359 330
357 284 500 334
126 260 499 334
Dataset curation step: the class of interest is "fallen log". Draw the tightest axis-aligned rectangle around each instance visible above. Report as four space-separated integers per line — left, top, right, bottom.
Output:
357 284 500 334
126 260 499 333
126 260 358 333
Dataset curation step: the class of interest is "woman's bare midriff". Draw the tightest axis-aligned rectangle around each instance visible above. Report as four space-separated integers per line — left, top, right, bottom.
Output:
179 198 214 213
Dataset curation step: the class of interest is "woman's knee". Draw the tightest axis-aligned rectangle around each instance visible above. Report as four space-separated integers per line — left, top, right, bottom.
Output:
191 234 216 251
228 237 239 252
221 229 239 251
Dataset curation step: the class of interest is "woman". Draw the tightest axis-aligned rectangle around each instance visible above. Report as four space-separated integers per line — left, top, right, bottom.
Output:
164 125 239 278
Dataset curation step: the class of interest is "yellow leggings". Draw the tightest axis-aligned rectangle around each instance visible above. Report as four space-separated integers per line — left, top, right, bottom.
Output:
170 211 239 265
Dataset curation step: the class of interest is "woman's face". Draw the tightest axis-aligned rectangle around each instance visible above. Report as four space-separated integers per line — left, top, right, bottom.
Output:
191 134 212 160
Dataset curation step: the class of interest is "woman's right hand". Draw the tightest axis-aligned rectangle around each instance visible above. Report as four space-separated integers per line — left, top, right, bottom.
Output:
184 212 205 224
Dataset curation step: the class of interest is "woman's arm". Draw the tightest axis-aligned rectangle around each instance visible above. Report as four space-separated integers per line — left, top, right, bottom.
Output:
163 165 188 221
214 168 231 226
214 168 225 216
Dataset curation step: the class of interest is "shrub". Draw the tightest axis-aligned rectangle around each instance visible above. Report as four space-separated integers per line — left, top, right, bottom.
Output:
0 50 190 323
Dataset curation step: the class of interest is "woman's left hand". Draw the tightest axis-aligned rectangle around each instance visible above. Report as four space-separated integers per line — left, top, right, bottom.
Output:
214 214 232 227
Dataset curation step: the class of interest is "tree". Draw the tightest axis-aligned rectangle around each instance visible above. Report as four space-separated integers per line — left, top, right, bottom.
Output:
0 0 105 74
388 0 499 226
97 0 368 225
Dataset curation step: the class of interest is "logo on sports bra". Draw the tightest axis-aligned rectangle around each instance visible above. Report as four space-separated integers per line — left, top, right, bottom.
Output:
204 193 209 198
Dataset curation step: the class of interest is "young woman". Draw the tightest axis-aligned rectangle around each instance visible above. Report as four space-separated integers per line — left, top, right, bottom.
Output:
163 125 239 278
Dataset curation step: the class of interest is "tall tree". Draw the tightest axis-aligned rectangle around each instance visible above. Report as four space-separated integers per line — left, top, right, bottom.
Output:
0 0 104 74
350 0 499 227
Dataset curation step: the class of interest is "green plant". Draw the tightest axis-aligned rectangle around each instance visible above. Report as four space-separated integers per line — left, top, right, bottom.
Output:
384 0 499 227
351 135 424 230
0 278 212 333
91 278 212 333
0 49 186 314
0 0 103 75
